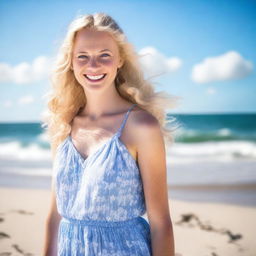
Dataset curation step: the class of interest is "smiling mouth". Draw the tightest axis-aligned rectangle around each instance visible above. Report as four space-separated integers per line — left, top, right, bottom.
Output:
84 74 107 82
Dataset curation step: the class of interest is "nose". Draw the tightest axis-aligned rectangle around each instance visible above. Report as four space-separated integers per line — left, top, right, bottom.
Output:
87 57 99 68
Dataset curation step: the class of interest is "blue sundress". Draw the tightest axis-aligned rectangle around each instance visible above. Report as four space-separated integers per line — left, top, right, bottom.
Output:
52 103 152 255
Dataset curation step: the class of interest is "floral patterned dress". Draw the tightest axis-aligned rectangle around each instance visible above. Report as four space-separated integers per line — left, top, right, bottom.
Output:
52 103 152 255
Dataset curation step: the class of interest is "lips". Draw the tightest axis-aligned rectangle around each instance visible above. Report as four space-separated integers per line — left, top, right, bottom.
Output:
84 73 107 82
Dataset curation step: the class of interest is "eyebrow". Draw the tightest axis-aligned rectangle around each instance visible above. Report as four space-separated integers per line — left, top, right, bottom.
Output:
77 49 112 54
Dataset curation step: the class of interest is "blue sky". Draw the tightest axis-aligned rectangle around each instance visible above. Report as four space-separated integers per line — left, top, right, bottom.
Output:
0 0 255 122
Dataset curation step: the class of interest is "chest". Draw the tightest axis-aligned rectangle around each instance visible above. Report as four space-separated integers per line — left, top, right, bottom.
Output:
70 129 115 159
70 118 137 162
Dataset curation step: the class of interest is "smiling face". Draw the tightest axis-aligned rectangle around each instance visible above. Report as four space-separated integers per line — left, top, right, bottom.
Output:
72 28 123 91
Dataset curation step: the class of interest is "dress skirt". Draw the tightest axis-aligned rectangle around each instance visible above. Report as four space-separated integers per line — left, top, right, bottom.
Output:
57 216 152 256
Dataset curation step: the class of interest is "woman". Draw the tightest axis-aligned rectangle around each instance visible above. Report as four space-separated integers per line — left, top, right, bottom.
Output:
43 12 178 256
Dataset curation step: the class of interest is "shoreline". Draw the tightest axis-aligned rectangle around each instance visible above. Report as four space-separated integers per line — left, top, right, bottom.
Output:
169 182 256 190
1 172 256 207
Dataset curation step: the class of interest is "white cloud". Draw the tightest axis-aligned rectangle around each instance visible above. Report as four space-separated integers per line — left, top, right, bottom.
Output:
18 95 35 105
0 56 53 84
191 51 253 83
206 87 216 95
138 46 182 78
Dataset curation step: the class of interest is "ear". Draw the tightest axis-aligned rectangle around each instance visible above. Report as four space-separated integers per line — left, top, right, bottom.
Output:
118 57 124 69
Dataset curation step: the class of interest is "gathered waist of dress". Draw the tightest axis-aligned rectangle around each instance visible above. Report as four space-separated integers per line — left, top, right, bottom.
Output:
61 215 146 228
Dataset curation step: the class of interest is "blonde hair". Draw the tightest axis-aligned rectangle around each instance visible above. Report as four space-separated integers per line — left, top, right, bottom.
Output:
42 12 181 159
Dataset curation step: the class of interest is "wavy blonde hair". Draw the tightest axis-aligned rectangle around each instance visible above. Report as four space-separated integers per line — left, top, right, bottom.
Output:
42 12 181 159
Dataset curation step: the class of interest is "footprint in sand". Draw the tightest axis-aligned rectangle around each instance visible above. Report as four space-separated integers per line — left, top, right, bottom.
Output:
12 244 24 254
12 244 34 256
225 230 243 243
10 209 34 215
0 232 10 239
175 213 243 243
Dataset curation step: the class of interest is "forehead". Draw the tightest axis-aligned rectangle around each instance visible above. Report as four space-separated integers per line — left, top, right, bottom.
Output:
73 28 118 53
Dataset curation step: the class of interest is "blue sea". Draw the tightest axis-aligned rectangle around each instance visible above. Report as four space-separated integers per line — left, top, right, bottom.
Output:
0 113 256 206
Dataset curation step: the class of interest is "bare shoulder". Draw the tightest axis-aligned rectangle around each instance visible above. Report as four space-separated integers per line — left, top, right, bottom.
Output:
129 105 164 147
131 106 159 126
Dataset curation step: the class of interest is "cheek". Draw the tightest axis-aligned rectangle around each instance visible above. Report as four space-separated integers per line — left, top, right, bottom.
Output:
100 59 116 67
73 59 86 69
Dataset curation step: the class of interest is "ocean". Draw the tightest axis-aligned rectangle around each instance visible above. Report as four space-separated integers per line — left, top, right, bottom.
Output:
0 113 255 206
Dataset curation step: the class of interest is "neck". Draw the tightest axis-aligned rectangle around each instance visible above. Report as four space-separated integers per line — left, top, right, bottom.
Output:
79 84 132 120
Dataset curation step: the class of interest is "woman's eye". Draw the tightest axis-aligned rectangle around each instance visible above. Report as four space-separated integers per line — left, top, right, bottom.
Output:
77 54 110 59
78 55 88 59
101 53 110 57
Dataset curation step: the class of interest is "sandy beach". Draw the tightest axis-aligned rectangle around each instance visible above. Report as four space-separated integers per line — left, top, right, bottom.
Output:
0 187 255 256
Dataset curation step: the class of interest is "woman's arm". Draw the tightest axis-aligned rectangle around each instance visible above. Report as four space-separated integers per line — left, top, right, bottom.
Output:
42 179 62 256
134 112 175 256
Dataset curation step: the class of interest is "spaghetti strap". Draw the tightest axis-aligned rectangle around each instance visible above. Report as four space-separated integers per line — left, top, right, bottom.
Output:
117 103 137 137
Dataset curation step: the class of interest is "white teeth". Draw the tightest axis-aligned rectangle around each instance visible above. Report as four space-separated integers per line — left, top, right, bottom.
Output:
86 74 105 80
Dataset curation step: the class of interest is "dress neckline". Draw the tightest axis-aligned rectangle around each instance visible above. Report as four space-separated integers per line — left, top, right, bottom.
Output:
67 103 137 166
67 132 118 164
